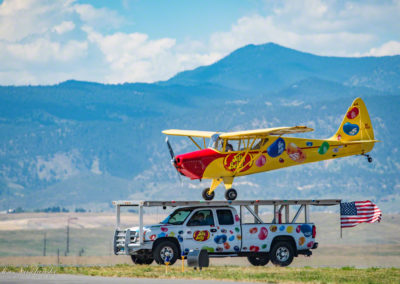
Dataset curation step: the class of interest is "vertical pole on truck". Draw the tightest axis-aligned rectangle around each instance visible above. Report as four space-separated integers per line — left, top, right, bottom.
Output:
254 205 259 223
273 204 277 223
139 202 144 245
116 204 120 229
305 204 309 223
285 205 289 223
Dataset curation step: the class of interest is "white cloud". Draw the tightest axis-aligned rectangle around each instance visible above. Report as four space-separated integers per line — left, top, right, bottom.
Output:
364 41 400 57
52 21 75 34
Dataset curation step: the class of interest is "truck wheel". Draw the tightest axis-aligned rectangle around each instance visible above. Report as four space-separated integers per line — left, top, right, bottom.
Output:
270 241 294 267
153 240 179 265
225 188 237 200
202 188 215 200
130 255 153 265
247 254 269 266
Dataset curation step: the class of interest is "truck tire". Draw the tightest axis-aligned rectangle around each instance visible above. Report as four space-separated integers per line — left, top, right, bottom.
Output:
131 255 153 265
247 253 269 266
153 240 179 265
270 241 294 267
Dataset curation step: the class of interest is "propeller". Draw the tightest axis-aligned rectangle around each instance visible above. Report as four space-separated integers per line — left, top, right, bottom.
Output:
165 137 182 184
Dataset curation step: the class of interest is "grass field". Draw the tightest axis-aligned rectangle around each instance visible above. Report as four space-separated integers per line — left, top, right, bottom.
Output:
1 264 399 283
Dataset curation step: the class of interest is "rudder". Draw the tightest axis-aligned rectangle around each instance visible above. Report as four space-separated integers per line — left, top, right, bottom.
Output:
330 97 374 142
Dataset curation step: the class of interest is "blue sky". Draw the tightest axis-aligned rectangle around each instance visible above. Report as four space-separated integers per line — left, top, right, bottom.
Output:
0 0 399 85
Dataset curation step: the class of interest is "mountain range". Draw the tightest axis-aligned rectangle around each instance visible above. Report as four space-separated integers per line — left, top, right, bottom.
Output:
0 43 399 212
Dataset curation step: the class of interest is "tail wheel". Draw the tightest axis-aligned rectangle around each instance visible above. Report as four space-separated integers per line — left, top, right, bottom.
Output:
247 253 269 266
368 157 373 163
153 240 179 265
202 188 215 200
270 241 294 267
225 188 237 200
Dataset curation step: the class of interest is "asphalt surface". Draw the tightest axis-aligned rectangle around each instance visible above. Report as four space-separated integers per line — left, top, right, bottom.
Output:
0 272 254 284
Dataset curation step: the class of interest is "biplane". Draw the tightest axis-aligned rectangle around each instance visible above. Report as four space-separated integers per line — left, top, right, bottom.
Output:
163 98 378 200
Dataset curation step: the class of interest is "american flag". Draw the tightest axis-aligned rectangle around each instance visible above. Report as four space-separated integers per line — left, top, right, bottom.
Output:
340 200 382 228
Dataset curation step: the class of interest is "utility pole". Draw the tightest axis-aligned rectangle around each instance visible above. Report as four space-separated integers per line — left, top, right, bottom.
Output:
66 217 77 256
43 232 47 256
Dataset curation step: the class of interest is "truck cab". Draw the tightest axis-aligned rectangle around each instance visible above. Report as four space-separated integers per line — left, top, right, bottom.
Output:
113 200 339 267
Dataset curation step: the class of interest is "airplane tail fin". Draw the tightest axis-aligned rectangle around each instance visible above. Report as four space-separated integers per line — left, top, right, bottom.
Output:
331 97 375 142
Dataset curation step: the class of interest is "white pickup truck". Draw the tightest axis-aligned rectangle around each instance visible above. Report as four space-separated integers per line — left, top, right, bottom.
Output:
113 200 340 267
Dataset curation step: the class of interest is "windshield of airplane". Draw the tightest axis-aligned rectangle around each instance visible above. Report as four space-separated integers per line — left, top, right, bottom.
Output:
160 208 193 225
208 133 222 150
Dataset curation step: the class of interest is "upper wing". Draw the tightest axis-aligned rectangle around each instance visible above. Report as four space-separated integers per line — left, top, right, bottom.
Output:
219 126 313 139
162 129 217 138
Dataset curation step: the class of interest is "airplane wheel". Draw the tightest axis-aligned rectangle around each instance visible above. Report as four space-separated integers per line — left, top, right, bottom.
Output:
368 157 373 163
202 188 215 200
225 188 237 200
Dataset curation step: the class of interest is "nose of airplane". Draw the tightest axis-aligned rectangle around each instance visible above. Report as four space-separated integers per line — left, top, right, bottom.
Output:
173 149 223 180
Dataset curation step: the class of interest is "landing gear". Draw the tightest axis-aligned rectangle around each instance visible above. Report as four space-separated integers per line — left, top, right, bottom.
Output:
225 188 238 200
362 154 373 163
202 188 215 200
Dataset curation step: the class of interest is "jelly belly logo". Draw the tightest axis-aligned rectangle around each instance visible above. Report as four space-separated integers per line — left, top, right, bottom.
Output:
193 230 210 242
224 153 252 172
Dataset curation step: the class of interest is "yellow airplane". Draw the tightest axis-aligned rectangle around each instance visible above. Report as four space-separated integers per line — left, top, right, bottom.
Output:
163 98 377 200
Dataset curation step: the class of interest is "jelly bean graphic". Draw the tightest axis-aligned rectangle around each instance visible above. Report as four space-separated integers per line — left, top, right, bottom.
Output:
157 232 166 238
202 246 214 253
296 225 301 233
267 137 286 158
161 227 168 232
299 237 305 246
224 242 230 250
258 227 268 240
184 248 189 254
235 215 240 222
169 231 175 237
250 245 260 252
346 107 359 119
343 122 359 136
237 234 242 240
230 230 234 234
193 230 210 242
337 134 342 141
318 141 330 155
235 227 240 232
243 247 248 251
256 155 267 167
270 225 277 232
177 235 183 243
306 141 313 147
300 224 312 237
286 226 293 233
150 234 156 241
178 230 184 235
261 244 267 249
307 241 314 248
229 235 235 241
214 235 227 244
234 246 240 252
287 143 306 163
279 225 285 231
249 227 258 234
187 231 192 234
279 158 284 163
216 247 223 252
221 229 227 234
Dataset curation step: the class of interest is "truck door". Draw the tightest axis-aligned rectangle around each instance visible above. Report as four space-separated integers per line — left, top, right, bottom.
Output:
184 209 217 253
215 208 241 253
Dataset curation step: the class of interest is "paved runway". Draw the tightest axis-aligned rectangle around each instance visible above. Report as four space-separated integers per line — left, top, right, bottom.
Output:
0 272 253 284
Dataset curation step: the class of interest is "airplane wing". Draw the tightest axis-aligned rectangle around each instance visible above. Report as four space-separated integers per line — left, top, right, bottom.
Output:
219 126 313 139
162 129 217 138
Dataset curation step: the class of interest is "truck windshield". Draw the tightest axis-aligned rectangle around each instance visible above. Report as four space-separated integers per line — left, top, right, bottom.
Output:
160 208 193 225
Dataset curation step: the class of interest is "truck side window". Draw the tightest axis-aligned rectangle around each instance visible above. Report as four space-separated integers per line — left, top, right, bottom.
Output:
217 209 234 225
187 210 214 226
